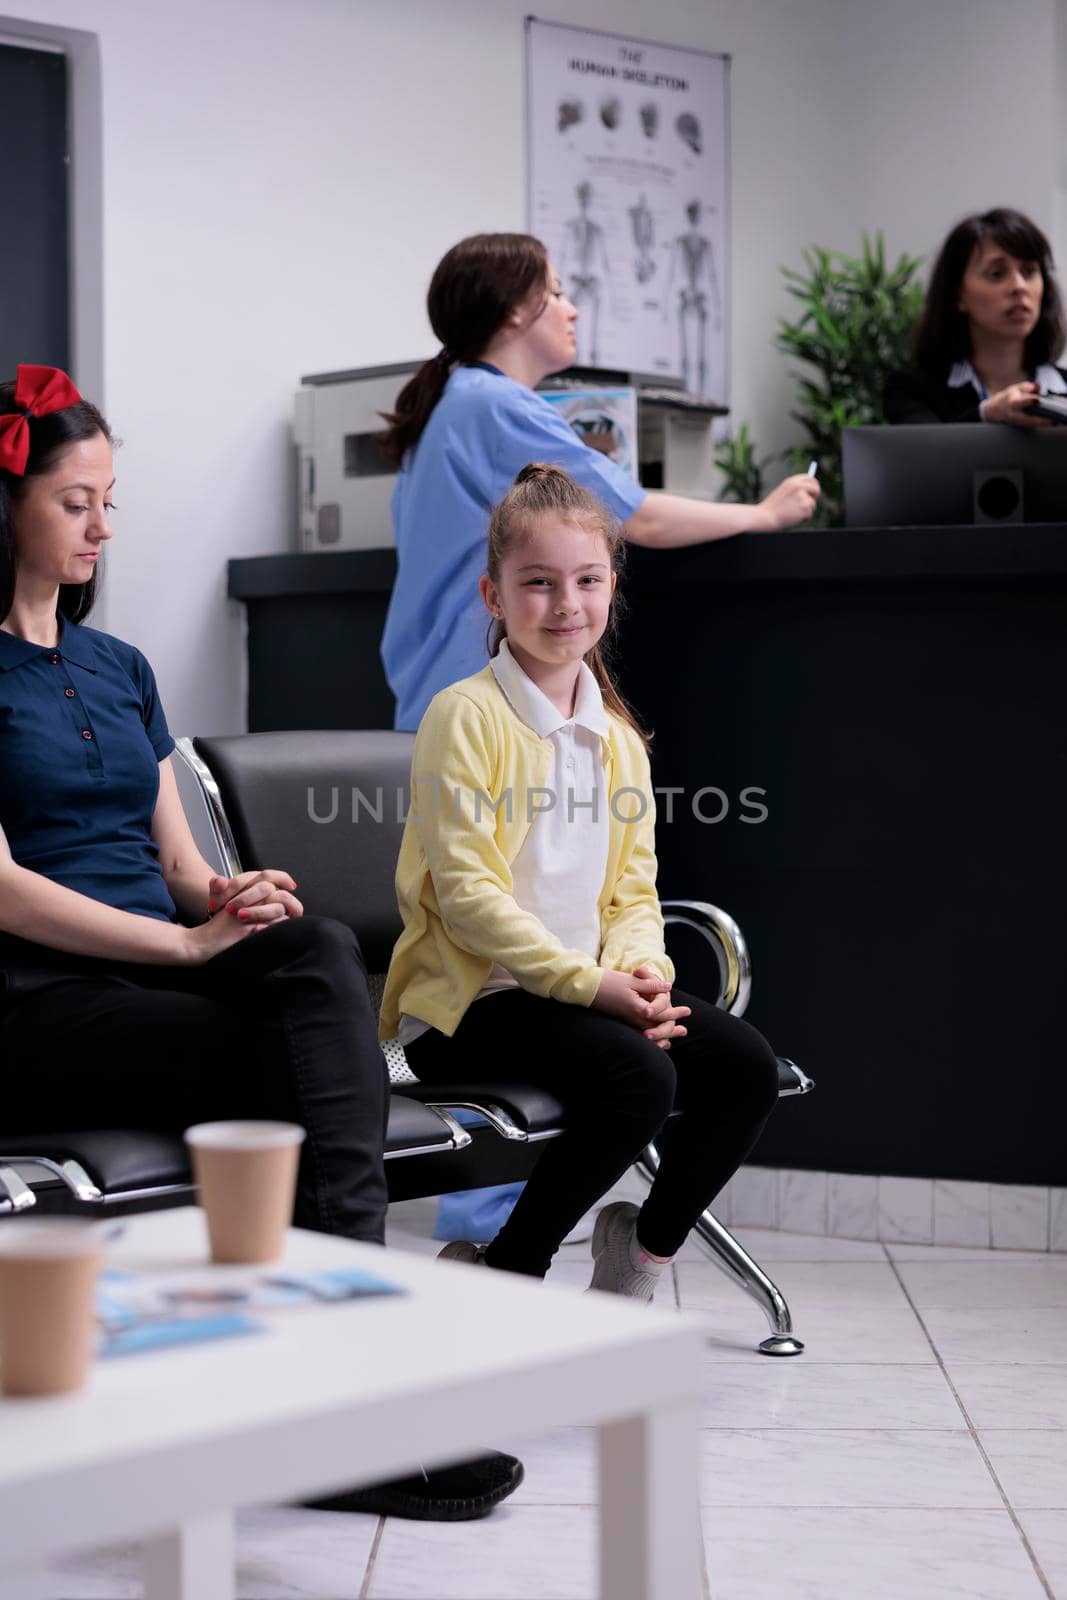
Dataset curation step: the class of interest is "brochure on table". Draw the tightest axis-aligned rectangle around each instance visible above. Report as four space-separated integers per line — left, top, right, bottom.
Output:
96 1264 404 1358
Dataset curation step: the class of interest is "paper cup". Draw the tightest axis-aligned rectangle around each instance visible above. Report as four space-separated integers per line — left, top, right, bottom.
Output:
0 1219 102 1396
185 1121 305 1264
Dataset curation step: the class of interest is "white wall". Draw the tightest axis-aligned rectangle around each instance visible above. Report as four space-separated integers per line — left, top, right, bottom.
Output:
1 0 1060 733
844 0 1057 270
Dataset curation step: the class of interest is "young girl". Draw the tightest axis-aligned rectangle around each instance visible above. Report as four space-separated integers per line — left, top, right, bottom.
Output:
380 463 781 1294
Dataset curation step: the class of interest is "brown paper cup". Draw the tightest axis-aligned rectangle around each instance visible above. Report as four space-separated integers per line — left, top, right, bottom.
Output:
185 1121 305 1264
0 1220 102 1397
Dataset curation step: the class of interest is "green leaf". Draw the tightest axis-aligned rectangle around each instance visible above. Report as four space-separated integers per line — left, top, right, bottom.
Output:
768 227 925 522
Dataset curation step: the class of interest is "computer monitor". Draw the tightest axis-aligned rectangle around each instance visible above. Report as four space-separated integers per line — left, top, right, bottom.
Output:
842 423 1067 527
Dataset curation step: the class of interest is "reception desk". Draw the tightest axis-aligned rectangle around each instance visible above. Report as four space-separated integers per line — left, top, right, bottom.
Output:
229 525 1067 1187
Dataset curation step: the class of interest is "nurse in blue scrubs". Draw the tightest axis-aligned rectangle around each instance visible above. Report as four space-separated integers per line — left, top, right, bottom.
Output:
380 231 819 732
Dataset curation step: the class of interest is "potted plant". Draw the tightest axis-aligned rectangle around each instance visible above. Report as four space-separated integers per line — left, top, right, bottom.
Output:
717 233 925 524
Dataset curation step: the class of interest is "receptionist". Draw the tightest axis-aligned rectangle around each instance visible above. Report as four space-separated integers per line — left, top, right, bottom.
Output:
884 208 1067 429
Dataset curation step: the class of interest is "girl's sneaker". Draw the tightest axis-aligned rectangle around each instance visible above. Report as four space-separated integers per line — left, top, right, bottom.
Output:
437 1240 488 1266
587 1201 664 1302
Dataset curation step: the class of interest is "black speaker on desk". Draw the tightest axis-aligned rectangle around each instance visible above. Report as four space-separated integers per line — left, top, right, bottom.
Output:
973 468 1023 523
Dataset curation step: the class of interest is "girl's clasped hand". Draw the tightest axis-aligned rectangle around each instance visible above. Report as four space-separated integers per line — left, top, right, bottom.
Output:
633 964 691 1048
593 964 690 1048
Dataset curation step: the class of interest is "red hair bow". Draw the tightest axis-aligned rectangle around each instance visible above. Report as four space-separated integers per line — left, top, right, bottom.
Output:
0 364 83 477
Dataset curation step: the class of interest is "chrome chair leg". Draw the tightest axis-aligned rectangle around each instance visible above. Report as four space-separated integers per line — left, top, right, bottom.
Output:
635 1143 804 1356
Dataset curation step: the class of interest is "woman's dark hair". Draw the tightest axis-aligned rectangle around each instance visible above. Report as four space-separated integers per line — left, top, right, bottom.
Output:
0 379 112 628
379 233 549 468
914 208 1065 376
485 461 651 751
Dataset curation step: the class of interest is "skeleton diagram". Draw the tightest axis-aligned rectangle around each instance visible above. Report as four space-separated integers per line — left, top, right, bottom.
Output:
628 194 656 285
663 200 721 396
559 181 611 366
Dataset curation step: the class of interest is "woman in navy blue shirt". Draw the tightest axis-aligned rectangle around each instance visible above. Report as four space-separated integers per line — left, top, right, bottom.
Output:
0 366 524 1519
0 365 389 1243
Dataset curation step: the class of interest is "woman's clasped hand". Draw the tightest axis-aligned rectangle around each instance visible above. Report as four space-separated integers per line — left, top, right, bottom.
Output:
206 870 303 923
176 871 303 964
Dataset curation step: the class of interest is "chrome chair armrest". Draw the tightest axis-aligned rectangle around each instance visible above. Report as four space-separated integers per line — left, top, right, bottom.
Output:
173 736 244 878
776 1057 816 1096
416 1108 474 1152
0 1154 101 1203
660 899 752 1016
0 1165 36 1212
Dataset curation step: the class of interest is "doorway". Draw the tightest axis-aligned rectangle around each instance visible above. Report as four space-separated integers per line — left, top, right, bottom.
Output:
0 39 69 376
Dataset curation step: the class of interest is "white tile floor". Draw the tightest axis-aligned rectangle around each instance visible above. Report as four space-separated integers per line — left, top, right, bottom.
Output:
53 1190 1067 1600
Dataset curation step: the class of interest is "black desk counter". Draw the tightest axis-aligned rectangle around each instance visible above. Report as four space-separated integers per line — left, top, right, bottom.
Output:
229 526 1067 1186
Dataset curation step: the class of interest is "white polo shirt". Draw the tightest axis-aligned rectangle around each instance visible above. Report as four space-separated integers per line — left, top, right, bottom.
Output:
479 639 610 997
397 640 610 1043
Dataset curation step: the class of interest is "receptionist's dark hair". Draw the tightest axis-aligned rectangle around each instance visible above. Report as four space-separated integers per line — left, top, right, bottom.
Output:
0 377 112 627
378 233 550 468
915 208 1065 377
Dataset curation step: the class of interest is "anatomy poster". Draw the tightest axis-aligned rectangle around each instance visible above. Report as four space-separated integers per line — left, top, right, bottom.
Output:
526 19 730 402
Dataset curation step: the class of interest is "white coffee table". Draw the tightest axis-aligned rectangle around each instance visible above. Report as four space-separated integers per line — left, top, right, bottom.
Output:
0 1207 702 1600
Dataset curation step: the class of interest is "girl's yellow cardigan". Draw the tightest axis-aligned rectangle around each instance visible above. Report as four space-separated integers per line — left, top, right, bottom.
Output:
379 665 673 1041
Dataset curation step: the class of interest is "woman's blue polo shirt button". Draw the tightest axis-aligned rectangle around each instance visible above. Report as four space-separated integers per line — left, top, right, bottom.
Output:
81 728 94 740
64 688 75 699
49 653 60 665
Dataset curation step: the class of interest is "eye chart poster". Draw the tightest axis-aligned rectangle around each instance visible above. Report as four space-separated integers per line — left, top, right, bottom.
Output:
526 18 730 402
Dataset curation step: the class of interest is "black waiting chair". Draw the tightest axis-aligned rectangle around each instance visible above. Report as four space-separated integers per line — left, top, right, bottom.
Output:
0 732 814 1355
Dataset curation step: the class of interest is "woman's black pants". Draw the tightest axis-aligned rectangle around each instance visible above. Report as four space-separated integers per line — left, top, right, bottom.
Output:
0 916 389 1244
405 987 780 1277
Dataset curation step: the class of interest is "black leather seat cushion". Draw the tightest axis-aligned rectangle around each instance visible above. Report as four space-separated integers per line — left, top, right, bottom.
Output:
384 1095 459 1154
1 1097 459 1198
398 1058 809 1135
0 1129 190 1193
